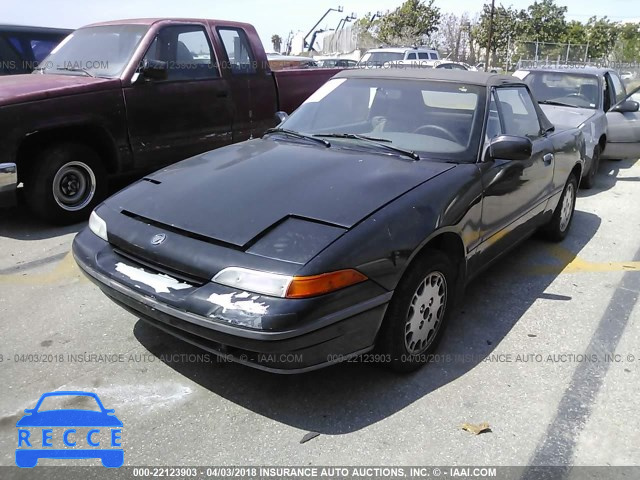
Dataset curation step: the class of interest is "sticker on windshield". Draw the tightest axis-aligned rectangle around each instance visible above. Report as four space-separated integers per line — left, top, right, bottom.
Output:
305 78 347 103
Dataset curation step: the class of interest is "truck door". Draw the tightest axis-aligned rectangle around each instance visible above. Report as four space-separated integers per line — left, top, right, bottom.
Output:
603 72 640 160
215 27 278 141
477 87 554 264
123 24 233 170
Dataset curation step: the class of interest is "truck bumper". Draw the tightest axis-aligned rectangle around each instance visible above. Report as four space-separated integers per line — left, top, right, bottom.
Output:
0 163 17 208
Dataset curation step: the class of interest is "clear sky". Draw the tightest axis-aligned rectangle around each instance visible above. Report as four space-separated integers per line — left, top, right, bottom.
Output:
1 0 638 50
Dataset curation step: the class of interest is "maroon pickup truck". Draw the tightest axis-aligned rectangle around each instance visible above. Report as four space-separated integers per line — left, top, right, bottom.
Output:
0 18 340 223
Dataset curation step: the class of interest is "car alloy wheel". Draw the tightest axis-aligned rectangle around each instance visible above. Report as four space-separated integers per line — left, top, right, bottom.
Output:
52 161 97 211
404 271 447 355
559 181 575 233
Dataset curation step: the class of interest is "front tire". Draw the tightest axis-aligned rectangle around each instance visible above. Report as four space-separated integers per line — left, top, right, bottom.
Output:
581 145 600 189
541 173 578 242
25 143 107 225
378 249 457 373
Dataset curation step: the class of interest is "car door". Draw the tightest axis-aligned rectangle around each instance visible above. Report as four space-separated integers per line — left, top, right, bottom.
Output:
215 27 278 141
603 72 640 160
123 24 233 170
476 87 554 265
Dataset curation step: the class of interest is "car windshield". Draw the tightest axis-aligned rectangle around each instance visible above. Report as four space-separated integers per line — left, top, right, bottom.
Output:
37 25 149 78
360 51 404 66
37 395 102 412
524 72 600 109
280 77 485 162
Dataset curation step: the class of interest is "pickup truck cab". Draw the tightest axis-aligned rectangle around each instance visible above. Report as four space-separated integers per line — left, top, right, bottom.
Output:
514 67 640 188
0 18 340 223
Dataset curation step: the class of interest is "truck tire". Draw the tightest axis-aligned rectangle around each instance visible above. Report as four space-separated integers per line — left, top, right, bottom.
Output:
377 249 456 373
25 143 107 225
581 145 600 189
540 173 578 242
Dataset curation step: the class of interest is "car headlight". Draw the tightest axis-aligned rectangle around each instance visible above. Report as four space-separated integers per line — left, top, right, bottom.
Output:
212 267 367 298
89 210 108 242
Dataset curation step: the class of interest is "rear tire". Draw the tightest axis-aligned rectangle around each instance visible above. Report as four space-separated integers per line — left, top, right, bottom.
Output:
541 173 578 242
377 249 457 373
24 143 107 225
581 145 600 189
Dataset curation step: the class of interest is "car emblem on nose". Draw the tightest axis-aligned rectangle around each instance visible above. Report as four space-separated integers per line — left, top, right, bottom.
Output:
151 233 166 245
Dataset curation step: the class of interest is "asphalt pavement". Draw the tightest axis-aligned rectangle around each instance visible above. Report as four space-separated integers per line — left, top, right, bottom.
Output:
0 158 639 470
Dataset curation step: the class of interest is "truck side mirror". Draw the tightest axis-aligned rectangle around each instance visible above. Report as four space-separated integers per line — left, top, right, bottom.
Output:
488 135 533 161
275 111 289 124
611 100 640 113
140 59 169 81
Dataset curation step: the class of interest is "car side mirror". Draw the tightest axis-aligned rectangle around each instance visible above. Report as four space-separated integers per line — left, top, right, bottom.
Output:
105 409 115 414
611 100 640 113
24 408 35 414
140 59 168 81
275 111 289 124
488 135 533 161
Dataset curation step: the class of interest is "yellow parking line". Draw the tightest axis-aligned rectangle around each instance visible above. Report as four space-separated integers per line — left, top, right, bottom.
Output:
0 252 87 285
526 244 640 275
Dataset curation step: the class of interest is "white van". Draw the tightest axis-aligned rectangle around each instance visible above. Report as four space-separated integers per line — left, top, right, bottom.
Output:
358 47 440 67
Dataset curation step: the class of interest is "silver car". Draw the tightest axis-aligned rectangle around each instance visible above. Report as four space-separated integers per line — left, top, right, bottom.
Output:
514 67 640 188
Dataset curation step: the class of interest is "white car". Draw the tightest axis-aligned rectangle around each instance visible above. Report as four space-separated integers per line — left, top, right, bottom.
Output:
358 47 440 68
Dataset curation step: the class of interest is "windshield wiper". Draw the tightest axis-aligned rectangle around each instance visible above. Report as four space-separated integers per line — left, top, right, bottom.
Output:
55 67 95 78
538 100 577 108
314 133 420 160
264 128 330 147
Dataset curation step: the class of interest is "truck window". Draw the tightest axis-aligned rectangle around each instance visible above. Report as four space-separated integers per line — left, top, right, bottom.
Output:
143 25 219 81
429 52 438 60
495 87 542 139
0 36 23 74
217 28 257 74
418 52 429 60
407 52 417 60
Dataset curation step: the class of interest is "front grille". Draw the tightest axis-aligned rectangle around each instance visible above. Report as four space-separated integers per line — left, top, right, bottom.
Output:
112 247 207 287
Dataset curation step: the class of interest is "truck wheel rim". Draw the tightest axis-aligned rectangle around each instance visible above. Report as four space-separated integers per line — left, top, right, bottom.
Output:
560 182 575 232
52 161 96 212
405 271 447 355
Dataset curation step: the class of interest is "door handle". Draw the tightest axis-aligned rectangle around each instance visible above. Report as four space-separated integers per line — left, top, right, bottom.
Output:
543 153 554 165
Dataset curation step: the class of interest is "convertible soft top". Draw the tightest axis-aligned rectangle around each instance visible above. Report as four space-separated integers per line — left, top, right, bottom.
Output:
336 68 522 87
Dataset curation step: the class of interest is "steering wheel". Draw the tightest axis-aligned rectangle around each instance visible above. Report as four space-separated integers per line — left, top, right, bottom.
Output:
414 124 459 143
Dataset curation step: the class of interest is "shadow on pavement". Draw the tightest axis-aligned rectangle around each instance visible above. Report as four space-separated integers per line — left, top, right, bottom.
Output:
578 158 640 198
133 210 601 435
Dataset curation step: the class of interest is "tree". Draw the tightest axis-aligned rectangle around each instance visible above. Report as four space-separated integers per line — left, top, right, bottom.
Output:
614 22 640 62
585 16 619 60
473 3 525 66
378 0 441 46
523 0 568 43
435 13 472 61
271 34 283 53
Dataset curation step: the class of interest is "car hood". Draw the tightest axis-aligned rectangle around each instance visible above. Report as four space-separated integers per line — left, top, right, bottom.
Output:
0 74 120 107
16 410 122 427
107 139 456 248
539 104 597 129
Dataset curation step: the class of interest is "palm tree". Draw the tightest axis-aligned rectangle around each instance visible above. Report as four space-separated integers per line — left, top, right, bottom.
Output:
271 34 283 53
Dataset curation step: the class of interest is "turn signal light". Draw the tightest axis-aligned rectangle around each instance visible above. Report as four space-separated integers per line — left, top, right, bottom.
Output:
285 269 368 299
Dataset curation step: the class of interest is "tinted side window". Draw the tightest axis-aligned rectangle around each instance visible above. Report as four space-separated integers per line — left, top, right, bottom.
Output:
418 52 429 60
0 36 25 74
217 28 256 74
142 25 219 81
495 87 541 138
407 52 417 60
429 52 438 59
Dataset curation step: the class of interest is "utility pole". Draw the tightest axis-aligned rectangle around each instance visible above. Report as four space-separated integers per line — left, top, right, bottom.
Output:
304 6 343 51
485 0 495 72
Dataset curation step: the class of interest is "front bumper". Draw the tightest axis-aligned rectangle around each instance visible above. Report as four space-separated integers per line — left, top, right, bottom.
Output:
73 229 391 374
0 163 17 207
